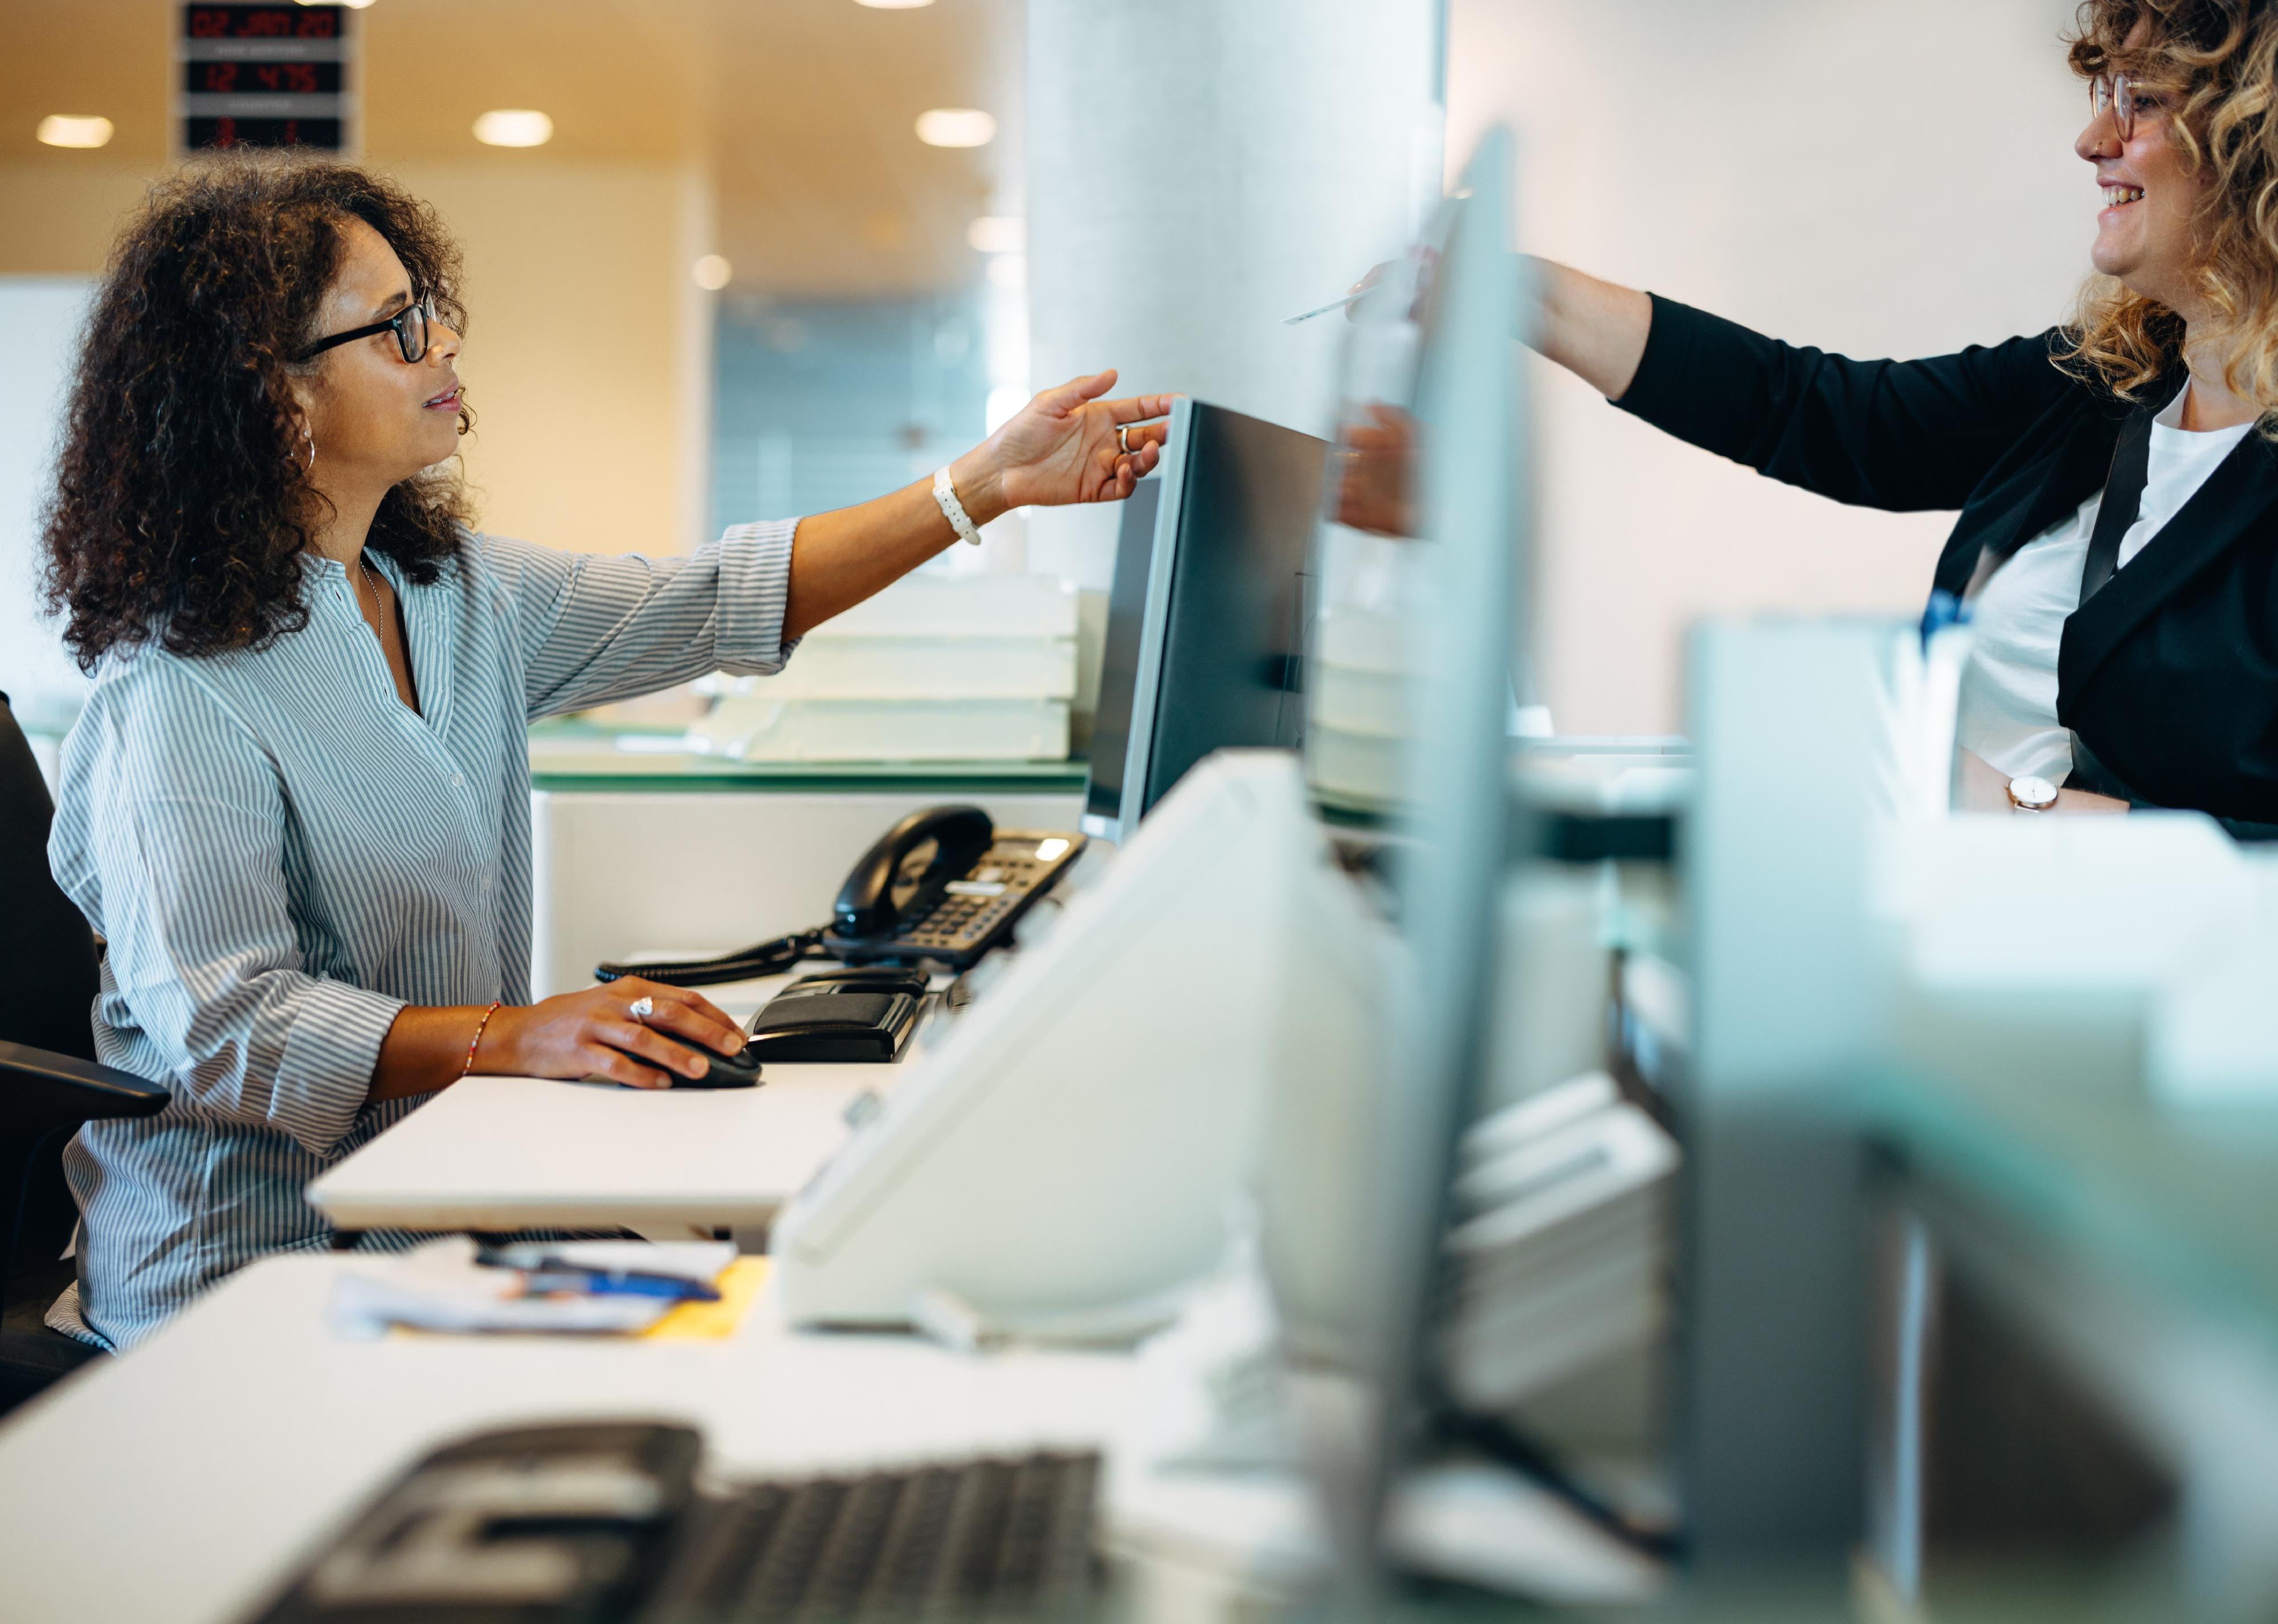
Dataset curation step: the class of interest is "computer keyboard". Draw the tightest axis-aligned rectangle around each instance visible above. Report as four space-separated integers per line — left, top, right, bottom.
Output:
644 1452 1101 1622
249 1421 1102 1624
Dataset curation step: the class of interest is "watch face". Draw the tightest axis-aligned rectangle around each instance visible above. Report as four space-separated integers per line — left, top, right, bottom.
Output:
2010 774 2059 810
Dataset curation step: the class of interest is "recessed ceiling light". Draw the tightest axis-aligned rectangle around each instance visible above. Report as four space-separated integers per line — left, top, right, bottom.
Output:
915 108 995 149
692 254 732 291
966 215 1023 255
473 109 553 148
37 115 113 149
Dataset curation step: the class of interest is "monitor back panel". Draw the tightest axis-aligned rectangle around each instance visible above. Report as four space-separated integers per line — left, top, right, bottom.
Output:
1140 404 1327 818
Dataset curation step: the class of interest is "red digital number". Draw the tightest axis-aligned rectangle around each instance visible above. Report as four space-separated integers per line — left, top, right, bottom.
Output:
214 116 238 148
297 11 337 36
244 10 291 36
283 120 301 145
187 8 230 38
204 62 239 93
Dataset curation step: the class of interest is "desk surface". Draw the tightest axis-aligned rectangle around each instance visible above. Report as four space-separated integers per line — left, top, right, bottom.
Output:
309 973 894 1235
0 1254 1140 1624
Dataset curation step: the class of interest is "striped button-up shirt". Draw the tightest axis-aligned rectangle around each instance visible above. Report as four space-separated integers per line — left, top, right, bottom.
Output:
47 522 798 1349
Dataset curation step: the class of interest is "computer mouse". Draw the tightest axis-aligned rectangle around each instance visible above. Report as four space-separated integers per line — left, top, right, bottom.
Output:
651 1033 764 1089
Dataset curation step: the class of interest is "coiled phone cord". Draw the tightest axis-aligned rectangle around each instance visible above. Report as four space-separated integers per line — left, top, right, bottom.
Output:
593 924 830 989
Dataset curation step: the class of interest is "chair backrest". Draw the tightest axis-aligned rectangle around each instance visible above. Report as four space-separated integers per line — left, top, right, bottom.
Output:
0 697 99 1062
0 701 98 1066
0 695 105 1282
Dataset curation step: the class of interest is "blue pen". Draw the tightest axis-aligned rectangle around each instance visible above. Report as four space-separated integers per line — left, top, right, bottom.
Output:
517 1267 721 1303
476 1244 722 1302
1920 587 1971 650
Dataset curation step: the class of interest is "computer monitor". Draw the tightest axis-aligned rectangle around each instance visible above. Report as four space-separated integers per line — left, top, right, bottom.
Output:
1259 125 1536 1591
1081 399 1328 843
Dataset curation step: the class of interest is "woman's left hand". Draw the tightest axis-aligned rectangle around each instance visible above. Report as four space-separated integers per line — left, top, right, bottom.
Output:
953 370 1174 519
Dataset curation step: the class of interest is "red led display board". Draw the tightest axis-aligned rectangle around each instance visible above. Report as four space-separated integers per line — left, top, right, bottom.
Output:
177 3 356 154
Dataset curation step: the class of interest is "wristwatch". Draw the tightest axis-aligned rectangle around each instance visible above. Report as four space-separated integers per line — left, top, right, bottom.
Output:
2006 774 2060 813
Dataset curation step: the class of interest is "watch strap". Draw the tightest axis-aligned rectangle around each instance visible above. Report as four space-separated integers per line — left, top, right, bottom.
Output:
931 466 984 547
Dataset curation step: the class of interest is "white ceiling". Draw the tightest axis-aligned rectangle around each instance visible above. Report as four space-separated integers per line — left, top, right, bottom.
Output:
2 0 1023 297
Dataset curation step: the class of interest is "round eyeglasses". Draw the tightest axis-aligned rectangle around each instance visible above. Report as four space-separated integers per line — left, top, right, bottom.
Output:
296 294 436 365
2091 72 2143 141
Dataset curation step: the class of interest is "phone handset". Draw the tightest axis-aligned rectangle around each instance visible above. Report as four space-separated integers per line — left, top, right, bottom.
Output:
831 806 995 939
823 809 1084 968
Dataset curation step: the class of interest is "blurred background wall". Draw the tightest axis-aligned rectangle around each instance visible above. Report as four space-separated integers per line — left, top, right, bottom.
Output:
1448 0 2093 735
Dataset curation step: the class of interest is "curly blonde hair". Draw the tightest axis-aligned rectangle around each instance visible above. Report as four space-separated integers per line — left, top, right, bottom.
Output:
2060 0 2278 414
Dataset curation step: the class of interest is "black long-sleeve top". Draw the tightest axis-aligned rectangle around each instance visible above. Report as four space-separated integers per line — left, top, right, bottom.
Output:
1615 294 2278 830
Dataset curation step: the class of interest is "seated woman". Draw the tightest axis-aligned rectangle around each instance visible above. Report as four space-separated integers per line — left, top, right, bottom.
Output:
40 155 1170 1349
1524 0 2278 829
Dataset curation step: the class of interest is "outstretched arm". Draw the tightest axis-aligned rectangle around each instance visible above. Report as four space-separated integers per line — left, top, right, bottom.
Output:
1526 256 1654 400
1524 258 2072 513
782 370 1173 641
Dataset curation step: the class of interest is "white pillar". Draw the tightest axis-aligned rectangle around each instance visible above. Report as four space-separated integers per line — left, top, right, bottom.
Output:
1023 0 1442 587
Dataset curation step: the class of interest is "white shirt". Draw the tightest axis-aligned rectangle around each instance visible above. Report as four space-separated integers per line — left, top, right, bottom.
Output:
1956 386 2255 781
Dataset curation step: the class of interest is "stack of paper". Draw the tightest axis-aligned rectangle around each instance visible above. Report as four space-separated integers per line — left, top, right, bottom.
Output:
1440 1073 1679 1411
693 573 1079 762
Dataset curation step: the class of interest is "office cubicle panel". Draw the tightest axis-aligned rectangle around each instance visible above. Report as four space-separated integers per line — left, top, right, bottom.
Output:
1262 125 1529 1590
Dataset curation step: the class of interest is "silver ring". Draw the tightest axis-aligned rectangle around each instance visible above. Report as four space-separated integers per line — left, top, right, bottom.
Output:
1117 423 1132 455
628 995 655 1022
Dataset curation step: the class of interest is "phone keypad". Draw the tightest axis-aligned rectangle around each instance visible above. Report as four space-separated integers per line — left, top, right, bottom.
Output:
888 835 1077 956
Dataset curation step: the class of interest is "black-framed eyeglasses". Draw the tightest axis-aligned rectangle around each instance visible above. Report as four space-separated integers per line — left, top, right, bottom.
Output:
296 294 436 365
2091 72 2146 140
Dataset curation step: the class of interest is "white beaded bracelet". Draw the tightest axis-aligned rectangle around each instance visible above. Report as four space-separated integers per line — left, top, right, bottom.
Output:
932 466 984 547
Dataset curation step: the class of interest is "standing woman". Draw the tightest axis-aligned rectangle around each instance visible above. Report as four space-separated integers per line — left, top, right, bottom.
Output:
1525 0 2278 831
40 155 1170 1349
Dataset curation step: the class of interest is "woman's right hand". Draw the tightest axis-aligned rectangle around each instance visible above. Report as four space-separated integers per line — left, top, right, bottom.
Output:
479 978 746 1090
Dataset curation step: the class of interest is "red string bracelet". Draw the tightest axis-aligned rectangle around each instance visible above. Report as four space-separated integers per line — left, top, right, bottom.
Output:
462 1001 502 1078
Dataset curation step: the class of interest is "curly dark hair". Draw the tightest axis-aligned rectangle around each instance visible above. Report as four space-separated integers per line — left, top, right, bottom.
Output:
41 152 473 672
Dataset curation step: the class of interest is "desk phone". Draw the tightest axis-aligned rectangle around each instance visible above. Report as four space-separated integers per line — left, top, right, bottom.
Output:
822 807 1085 970
595 806 1085 988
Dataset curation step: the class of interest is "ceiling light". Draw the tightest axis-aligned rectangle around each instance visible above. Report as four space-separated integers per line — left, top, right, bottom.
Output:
966 215 1023 255
37 116 113 150
915 108 995 149
473 109 553 148
692 254 732 292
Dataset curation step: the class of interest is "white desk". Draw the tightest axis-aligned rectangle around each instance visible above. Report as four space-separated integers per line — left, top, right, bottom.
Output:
0 1254 1141 1624
308 972 905 1237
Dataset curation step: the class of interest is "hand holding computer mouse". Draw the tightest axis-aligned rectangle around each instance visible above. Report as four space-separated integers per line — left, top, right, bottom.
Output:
643 1030 764 1090
473 978 750 1091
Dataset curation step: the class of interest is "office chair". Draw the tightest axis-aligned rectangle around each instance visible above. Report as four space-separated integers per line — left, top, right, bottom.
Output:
0 695 167 1414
